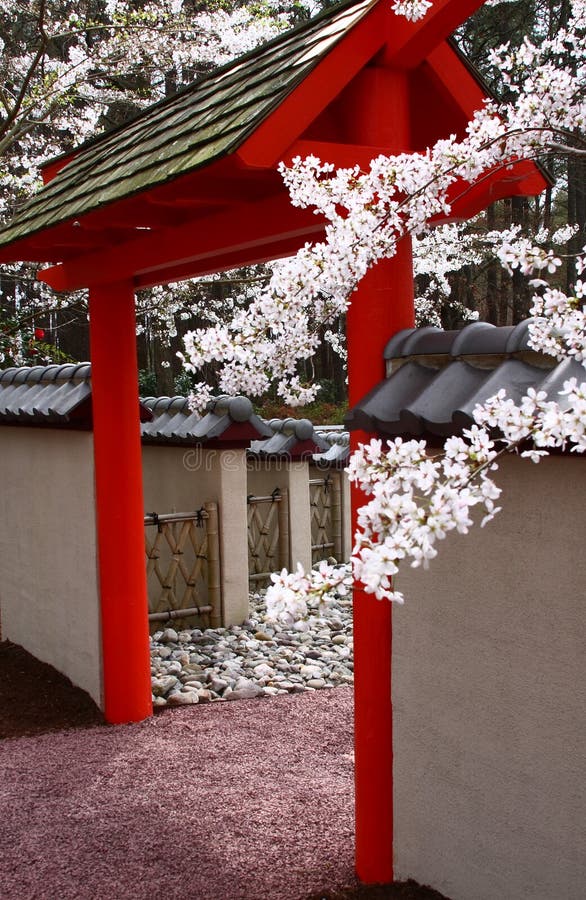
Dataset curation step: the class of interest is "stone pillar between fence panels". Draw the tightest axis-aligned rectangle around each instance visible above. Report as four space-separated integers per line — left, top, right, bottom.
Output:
215 449 249 625
341 471 353 562
287 461 312 573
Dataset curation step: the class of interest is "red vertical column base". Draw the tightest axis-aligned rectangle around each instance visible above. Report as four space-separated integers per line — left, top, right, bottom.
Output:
353 580 394 883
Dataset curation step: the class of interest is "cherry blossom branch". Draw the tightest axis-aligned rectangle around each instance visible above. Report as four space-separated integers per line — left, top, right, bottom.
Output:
266 244 586 620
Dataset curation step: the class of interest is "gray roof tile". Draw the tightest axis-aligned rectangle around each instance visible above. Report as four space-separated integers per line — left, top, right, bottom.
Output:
383 319 534 361
348 319 585 440
0 363 93 425
0 365 269 442
250 417 328 458
141 394 272 444
313 429 350 465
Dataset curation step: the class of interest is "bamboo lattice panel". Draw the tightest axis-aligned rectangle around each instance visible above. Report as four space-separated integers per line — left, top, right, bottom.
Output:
247 491 288 586
145 511 211 622
310 474 342 565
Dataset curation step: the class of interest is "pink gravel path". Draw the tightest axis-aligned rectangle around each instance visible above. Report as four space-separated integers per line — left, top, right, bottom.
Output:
0 687 355 900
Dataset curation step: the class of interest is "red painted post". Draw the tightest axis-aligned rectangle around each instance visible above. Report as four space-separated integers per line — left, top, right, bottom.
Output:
346 240 415 883
88 281 152 724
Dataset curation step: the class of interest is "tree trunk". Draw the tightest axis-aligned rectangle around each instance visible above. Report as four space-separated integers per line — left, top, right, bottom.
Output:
485 203 499 324
567 156 586 291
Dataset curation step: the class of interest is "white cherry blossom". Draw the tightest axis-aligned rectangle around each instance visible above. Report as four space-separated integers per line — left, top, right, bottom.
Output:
182 0 586 405
266 247 586 618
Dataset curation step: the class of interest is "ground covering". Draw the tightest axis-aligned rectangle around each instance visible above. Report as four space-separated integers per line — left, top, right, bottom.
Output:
0 639 104 738
0 639 448 900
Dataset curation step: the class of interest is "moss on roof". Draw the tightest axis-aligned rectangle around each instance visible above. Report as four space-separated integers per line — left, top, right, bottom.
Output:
0 0 375 251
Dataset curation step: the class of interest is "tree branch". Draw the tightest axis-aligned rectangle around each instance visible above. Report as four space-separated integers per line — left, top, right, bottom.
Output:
1 0 49 139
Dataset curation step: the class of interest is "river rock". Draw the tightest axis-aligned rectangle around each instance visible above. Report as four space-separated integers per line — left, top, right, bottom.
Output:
227 677 264 700
208 675 230 694
161 628 179 643
300 664 323 679
167 690 199 705
152 675 179 696
253 663 274 678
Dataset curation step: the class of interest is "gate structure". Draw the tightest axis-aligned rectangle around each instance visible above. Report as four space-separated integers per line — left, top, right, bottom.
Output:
310 472 343 565
144 502 221 629
0 0 551 885
247 488 289 587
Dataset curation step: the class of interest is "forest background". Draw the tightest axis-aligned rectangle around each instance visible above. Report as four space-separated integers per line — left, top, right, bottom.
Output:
1 0 584 422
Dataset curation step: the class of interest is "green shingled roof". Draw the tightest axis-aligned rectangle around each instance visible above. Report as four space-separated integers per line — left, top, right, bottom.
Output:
0 0 375 252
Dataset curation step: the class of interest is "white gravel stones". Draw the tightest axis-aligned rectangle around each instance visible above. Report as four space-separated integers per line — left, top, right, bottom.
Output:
161 628 179 643
152 674 179 696
167 691 198 706
150 590 353 708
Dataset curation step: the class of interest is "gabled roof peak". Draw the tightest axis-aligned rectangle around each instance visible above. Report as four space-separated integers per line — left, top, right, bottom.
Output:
0 0 377 258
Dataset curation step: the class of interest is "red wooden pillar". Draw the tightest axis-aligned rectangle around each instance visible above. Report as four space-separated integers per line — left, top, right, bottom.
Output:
88 280 152 724
347 240 415 882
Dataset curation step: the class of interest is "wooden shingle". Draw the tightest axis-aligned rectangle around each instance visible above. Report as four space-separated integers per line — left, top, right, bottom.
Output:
0 0 374 251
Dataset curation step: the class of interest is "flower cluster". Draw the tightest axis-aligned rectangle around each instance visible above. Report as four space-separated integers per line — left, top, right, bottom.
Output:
181 0 586 404
347 430 501 602
528 282 586 366
413 223 483 326
475 247 586 458
391 0 433 22
266 246 586 620
265 561 353 625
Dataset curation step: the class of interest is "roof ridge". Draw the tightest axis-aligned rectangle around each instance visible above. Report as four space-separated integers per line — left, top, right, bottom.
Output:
384 319 543 360
41 0 375 173
0 362 91 385
0 0 377 253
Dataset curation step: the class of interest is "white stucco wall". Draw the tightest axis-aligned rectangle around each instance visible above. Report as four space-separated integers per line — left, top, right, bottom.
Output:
142 444 249 624
392 454 586 900
0 427 102 706
247 458 312 571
